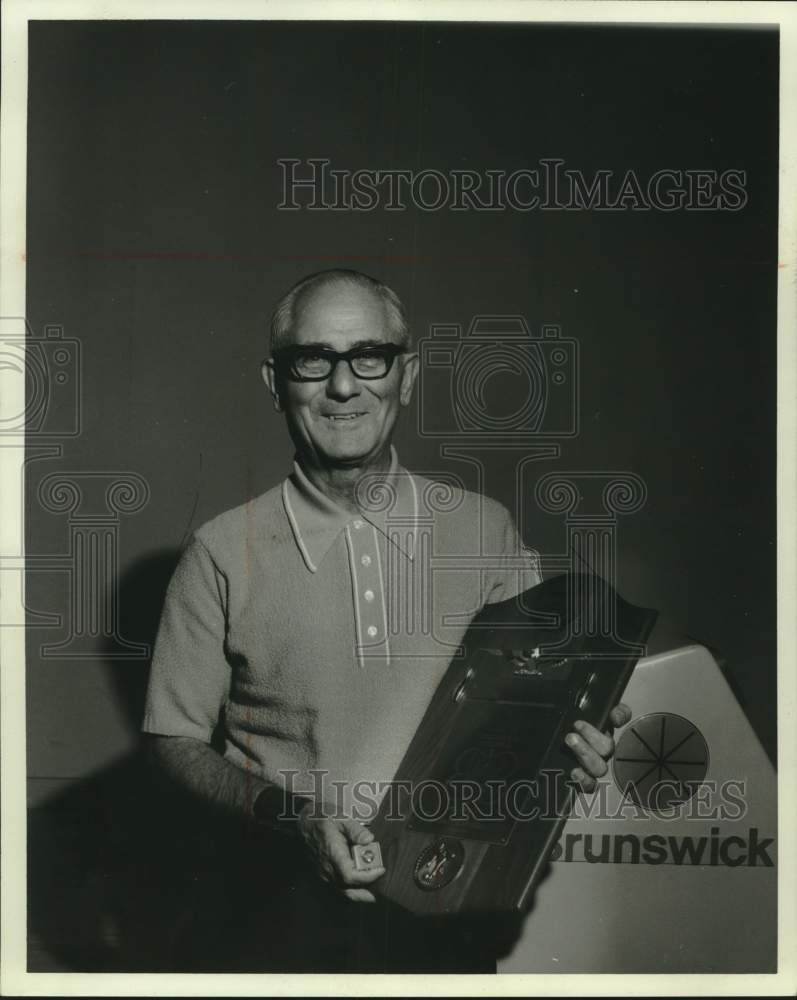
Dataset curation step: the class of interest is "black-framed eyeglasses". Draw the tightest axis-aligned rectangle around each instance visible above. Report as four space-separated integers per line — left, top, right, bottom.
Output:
270 344 406 382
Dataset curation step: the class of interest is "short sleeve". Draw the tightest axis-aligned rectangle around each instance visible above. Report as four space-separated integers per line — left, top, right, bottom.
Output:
142 533 231 742
484 503 543 605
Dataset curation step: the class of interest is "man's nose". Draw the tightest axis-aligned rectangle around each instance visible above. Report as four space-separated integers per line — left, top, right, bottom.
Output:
326 359 361 399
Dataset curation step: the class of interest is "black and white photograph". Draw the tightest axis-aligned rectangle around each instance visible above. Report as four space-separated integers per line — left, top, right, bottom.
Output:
1 0 794 993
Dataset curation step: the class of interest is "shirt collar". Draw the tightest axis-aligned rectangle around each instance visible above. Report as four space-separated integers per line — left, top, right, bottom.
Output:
282 446 419 573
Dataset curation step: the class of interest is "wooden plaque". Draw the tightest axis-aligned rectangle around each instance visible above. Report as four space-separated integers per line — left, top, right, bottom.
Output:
369 572 657 915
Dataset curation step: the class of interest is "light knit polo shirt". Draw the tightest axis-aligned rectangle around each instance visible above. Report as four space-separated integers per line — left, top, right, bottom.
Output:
142 449 541 813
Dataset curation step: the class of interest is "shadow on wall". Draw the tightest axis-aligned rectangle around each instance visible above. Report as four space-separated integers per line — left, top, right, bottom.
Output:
28 547 300 972
26 548 218 972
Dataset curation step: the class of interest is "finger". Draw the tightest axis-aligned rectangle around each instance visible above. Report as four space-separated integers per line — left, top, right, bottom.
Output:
349 865 386 884
343 887 378 904
318 850 384 888
318 858 336 884
610 703 632 728
335 860 387 887
571 766 597 793
327 830 360 882
340 818 373 845
572 719 614 759
565 730 609 780
327 831 385 886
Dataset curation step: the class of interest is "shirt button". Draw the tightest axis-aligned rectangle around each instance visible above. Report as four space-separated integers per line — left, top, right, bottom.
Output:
367 625 378 637
353 519 364 530
361 554 372 567
364 589 375 602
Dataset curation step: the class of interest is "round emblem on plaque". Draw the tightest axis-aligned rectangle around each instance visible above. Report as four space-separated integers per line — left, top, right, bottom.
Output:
413 837 464 892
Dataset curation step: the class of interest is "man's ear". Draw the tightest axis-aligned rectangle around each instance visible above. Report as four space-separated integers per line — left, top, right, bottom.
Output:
261 359 283 412
399 352 420 407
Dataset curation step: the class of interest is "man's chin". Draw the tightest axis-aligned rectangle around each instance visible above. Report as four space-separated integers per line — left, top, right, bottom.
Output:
318 437 388 469
322 448 378 468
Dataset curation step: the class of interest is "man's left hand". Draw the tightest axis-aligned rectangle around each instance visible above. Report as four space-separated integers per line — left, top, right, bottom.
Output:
565 702 632 793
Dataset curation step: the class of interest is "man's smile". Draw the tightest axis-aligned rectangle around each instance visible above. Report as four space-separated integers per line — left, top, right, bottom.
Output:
324 411 369 422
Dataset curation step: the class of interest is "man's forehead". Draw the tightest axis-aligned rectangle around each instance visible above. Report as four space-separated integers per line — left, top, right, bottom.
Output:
291 281 390 345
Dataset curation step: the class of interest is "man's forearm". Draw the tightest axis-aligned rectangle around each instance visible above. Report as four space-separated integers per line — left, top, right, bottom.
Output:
147 734 267 818
148 736 318 840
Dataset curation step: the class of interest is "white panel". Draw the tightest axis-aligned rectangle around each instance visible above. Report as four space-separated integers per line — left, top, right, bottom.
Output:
499 645 777 973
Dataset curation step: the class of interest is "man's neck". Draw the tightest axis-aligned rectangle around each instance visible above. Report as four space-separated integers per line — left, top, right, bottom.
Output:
299 449 393 515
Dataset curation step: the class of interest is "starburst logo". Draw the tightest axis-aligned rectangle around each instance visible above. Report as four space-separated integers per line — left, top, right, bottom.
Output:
612 713 710 813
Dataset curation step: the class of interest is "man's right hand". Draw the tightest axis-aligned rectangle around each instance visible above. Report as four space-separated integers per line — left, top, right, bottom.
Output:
297 804 386 903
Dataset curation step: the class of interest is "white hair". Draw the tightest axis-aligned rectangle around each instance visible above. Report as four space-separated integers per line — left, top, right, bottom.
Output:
269 268 410 354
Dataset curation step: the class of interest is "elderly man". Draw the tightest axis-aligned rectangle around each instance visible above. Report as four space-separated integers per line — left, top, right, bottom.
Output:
142 268 629 972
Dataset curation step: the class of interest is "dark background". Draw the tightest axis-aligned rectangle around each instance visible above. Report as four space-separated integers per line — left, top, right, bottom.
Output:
24 20 778 970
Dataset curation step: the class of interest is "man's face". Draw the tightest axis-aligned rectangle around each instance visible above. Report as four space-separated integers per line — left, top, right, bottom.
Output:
263 282 418 470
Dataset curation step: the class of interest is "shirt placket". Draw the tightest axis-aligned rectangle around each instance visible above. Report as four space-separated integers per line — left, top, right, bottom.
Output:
345 519 390 668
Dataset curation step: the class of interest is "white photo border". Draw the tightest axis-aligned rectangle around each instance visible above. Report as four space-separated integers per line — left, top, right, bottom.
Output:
2 1 794 995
